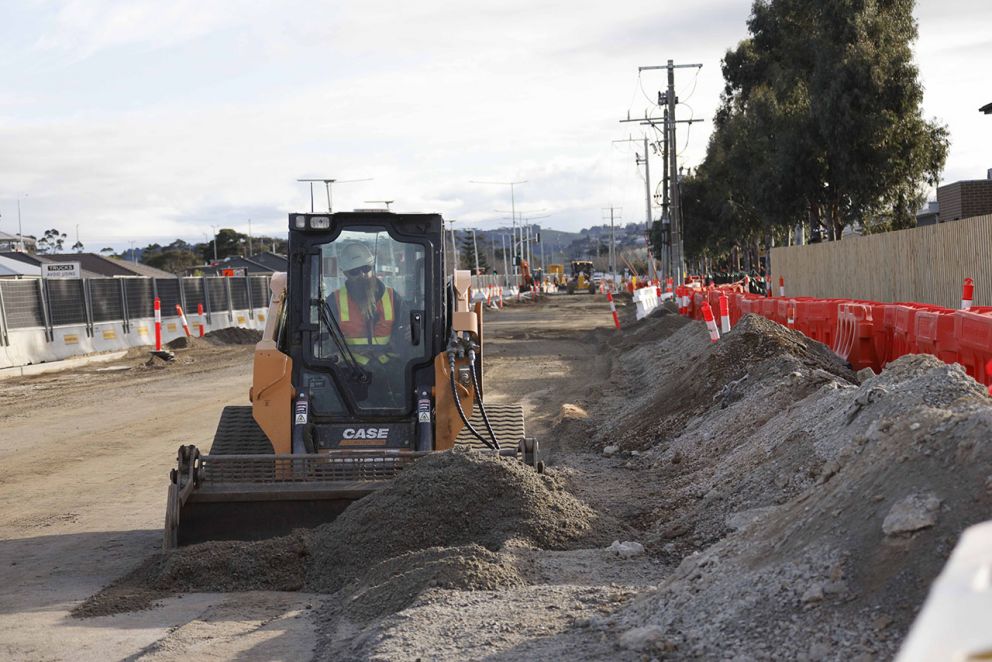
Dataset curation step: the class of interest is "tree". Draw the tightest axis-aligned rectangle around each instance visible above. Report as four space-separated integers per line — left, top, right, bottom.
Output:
696 0 948 252
36 228 67 254
459 231 490 273
99 247 115 256
71 240 84 253
199 228 248 262
141 239 202 275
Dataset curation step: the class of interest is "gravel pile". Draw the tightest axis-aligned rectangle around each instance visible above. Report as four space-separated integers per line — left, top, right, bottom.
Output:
203 327 263 345
600 354 992 658
74 450 603 620
305 449 607 592
594 314 856 451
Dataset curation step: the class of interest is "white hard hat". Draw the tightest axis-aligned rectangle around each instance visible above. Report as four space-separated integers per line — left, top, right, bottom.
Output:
340 242 374 272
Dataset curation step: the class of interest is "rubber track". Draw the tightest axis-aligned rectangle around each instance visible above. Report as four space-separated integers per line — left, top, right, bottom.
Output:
455 402 526 450
209 405 275 455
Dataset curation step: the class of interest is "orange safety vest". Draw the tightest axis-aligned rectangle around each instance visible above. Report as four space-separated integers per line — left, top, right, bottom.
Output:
336 284 395 346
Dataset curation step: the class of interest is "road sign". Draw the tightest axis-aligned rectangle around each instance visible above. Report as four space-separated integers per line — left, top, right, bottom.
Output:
42 262 81 279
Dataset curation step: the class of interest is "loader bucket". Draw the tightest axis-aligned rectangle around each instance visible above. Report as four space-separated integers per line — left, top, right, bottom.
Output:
163 446 427 549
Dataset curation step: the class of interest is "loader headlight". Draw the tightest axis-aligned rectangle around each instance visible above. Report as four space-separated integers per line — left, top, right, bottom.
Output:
294 215 307 229
310 216 331 230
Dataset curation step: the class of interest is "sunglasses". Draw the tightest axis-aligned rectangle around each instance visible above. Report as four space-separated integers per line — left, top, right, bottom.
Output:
345 265 373 277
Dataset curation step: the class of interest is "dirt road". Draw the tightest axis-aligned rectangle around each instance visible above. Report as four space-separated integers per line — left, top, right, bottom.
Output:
0 294 629 661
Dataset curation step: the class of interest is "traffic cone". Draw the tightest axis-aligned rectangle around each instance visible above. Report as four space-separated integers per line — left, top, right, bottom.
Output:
718 294 730 334
962 278 974 310
607 291 621 330
701 301 720 343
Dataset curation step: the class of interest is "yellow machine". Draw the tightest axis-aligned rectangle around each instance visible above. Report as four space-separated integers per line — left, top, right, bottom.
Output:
566 260 596 294
548 264 565 285
164 211 541 548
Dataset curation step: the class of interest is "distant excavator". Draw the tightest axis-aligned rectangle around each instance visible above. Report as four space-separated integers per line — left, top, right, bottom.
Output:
164 211 542 548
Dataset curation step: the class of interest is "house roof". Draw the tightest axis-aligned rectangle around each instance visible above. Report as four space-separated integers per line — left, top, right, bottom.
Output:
0 255 41 277
45 253 175 279
247 252 288 271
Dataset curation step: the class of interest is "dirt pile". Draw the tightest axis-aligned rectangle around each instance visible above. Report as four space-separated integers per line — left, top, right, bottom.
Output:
594 313 857 451
73 531 310 617
597 355 992 658
203 327 262 345
610 303 688 347
75 450 605 620
306 449 609 592
337 544 525 622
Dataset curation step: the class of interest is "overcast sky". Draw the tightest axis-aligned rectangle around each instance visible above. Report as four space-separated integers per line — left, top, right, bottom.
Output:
1 0 989 251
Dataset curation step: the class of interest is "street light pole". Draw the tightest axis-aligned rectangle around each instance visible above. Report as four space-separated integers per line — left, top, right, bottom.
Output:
210 225 218 262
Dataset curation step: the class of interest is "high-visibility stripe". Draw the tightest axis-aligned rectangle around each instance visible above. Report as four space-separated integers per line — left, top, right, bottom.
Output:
338 287 350 322
345 336 391 345
382 288 393 321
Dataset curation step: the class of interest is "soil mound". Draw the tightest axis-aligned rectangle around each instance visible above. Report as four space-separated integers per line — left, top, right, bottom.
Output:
606 355 992 658
75 451 603 619
203 327 262 345
72 531 310 617
612 304 688 347
595 313 856 451
305 449 604 592
339 544 525 622
166 335 195 350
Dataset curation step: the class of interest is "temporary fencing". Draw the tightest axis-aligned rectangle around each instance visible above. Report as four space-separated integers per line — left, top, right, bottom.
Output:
0 274 272 369
676 276 992 391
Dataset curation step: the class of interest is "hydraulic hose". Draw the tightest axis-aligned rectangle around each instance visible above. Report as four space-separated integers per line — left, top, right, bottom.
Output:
448 352 497 450
468 348 500 450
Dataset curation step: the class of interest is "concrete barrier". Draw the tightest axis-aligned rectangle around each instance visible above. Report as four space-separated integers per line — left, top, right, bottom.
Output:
0 307 268 370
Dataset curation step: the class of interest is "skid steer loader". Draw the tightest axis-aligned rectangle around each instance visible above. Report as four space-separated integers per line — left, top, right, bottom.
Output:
164 211 541 548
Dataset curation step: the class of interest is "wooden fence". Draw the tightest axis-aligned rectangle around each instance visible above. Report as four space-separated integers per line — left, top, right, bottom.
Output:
770 213 992 309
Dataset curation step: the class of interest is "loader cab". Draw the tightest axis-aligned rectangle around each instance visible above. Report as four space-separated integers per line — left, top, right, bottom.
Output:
284 212 445 450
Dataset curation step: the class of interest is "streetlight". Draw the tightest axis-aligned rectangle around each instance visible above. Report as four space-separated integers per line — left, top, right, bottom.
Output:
16 193 27 252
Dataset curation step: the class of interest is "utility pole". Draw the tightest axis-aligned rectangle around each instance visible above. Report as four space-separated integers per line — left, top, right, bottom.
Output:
621 62 703 284
501 234 509 284
470 180 526 276
129 240 137 263
471 228 481 274
16 195 26 252
247 218 253 256
297 177 373 213
210 224 218 262
602 207 621 284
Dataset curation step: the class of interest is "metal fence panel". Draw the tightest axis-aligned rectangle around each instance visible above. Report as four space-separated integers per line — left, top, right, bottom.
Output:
0 280 45 329
155 278 182 315
206 278 230 312
88 278 125 322
46 279 87 326
231 277 250 310
182 278 205 311
125 279 154 320
250 276 270 308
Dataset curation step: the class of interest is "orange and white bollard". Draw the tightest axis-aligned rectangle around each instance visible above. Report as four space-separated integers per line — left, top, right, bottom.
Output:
765 276 772 298
176 304 192 337
153 297 162 350
962 278 974 310
197 303 205 337
701 301 720 343
786 302 796 329
778 276 785 298
606 290 621 330
718 293 731 334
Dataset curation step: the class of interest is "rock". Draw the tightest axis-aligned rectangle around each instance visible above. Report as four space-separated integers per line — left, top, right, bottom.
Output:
882 492 941 535
725 506 777 532
618 624 667 651
856 367 875 383
801 583 825 604
607 540 645 559
603 445 620 458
